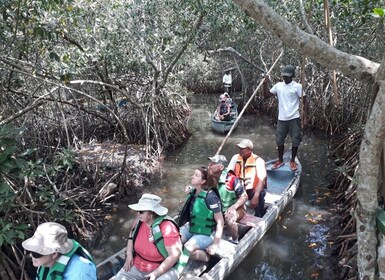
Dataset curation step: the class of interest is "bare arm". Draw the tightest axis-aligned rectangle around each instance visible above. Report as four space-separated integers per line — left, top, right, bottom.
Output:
250 157 267 208
206 212 224 255
232 191 248 210
147 243 182 280
122 219 138 271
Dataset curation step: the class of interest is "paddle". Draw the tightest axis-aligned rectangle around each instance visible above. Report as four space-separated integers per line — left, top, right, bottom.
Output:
215 50 284 156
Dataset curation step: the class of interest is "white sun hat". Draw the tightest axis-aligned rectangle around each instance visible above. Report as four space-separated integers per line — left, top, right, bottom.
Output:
128 193 168 216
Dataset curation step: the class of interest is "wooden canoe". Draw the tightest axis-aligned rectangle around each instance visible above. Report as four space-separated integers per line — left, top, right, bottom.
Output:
97 152 301 280
211 103 238 134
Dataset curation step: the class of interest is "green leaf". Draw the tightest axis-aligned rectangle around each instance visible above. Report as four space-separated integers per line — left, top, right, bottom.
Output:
0 181 11 194
372 8 384 17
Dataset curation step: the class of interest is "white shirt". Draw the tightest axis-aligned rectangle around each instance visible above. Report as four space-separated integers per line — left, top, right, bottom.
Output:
270 81 304 121
223 74 232 85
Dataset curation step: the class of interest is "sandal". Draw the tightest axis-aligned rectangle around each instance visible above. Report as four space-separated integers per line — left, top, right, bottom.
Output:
290 161 297 171
272 161 284 170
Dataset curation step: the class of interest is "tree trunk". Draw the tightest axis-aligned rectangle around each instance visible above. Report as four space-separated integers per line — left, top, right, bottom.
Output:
231 0 385 278
356 78 385 279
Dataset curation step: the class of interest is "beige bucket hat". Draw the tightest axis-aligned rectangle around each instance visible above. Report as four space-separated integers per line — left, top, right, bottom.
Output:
128 193 168 216
22 222 74 255
236 139 254 149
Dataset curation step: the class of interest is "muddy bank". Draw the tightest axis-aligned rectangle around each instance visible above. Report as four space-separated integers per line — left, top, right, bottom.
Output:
75 141 163 249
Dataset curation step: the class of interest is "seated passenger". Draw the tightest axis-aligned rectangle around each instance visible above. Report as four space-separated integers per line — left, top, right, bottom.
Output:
116 193 185 280
178 167 224 262
224 93 233 106
228 139 267 218
215 94 231 121
208 155 248 244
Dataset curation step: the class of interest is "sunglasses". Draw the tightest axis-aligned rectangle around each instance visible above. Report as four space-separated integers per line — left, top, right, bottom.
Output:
29 251 44 259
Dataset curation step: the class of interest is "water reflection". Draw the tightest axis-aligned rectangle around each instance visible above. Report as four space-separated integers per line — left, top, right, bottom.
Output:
94 94 336 280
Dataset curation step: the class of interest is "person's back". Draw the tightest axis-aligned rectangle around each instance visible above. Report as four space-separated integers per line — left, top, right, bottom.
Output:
64 254 96 280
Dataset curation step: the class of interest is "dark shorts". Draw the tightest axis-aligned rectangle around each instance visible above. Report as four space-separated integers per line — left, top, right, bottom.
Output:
276 118 302 147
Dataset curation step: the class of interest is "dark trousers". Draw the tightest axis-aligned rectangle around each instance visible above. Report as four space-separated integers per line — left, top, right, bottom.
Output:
246 189 266 217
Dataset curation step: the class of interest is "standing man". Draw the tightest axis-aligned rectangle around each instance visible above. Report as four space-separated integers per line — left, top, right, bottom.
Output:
228 139 267 217
207 155 248 244
222 70 232 94
263 64 308 171
22 222 97 280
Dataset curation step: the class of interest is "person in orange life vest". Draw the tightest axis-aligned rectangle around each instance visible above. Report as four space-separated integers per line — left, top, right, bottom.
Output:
116 193 182 280
227 139 267 217
262 64 308 171
178 167 224 262
22 222 96 280
207 155 248 244
215 94 231 121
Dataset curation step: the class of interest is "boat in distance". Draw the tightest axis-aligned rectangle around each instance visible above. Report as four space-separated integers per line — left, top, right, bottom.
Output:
211 103 238 134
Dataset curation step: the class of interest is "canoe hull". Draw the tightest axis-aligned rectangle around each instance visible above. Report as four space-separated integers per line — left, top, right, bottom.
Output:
211 117 237 134
211 105 238 134
96 151 301 280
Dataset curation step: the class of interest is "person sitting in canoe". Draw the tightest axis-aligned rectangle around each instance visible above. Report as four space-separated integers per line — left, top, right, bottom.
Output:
22 222 97 280
215 94 232 121
115 193 187 280
228 139 267 217
207 155 248 244
178 167 224 262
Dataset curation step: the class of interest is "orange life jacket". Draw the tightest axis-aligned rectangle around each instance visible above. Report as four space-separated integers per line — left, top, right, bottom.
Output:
234 154 264 191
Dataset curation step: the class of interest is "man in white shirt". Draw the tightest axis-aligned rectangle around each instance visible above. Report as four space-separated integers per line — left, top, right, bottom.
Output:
262 65 308 171
222 70 232 94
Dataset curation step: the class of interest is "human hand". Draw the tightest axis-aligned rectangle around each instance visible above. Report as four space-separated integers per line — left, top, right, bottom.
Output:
263 75 270 84
184 185 192 193
206 243 218 255
123 254 133 271
250 197 259 209
225 207 237 222
144 271 158 280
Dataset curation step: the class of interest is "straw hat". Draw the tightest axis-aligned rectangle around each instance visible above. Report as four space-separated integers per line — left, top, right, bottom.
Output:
22 222 74 255
128 193 168 216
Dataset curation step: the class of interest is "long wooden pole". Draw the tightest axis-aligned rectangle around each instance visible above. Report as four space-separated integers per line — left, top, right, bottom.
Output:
215 50 284 155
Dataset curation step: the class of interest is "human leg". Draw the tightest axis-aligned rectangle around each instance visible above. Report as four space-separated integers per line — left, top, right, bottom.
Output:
184 233 214 262
225 209 237 241
225 206 245 241
115 266 146 280
254 189 266 217
289 118 302 170
180 223 193 244
273 120 288 169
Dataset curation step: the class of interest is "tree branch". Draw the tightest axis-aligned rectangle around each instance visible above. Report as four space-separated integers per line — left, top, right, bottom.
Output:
233 0 379 82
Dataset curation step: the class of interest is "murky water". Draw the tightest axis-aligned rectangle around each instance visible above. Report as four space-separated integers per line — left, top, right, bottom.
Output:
93 94 337 279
